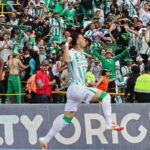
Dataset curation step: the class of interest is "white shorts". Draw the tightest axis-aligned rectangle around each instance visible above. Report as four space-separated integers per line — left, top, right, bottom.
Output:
64 82 99 112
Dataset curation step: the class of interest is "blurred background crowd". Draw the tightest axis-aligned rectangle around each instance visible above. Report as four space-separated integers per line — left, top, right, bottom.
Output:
0 0 150 104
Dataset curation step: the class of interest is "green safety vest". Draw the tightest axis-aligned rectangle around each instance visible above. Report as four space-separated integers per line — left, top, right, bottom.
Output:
134 74 150 93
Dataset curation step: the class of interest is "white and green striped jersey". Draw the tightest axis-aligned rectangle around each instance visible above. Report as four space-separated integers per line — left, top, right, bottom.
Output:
139 63 145 74
138 33 150 55
145 30 150 55
84 29 94 41
98 17 104 25
117 0 124 11
121 65 132 76
105 1 112 15
125 0 138 18
92 42 103 50
68 48 88 85
10 18 19 25
128 32 136 47
49 17 64 36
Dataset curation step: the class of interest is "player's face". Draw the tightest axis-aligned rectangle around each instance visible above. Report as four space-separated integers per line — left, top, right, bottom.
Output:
77 35 86 48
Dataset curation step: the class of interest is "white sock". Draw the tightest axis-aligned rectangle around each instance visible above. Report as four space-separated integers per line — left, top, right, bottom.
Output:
102 94 112 126
44 119 69 143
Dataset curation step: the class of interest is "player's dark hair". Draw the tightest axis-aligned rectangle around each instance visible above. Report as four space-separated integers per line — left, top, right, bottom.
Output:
70 32 81 46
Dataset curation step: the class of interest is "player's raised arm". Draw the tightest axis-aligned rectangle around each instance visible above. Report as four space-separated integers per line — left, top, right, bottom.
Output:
63 37 72 63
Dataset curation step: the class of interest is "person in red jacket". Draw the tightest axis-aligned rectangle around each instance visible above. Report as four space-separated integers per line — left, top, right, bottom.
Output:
35 59 56 103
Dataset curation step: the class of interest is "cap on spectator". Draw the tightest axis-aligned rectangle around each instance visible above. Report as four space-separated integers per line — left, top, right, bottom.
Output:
68 2 73 6
142 28 146 31
124 57 133 62
36 4 40 7
39 45 45 49
101 68 110 75
133 15 138 18
103 68 110 72
13 51 19 56
40 0 45 4
96 9 100 12
136 55 143 61
145 64 150 71
94 57 100 62
42 59 49 66
105 49 111 54
105 37 111 41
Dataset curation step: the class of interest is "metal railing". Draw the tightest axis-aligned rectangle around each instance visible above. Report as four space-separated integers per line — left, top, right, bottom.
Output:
0 2 20 15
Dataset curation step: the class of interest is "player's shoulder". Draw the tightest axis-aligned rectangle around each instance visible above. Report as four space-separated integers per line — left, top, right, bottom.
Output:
69 48 76 54
69 48 79 60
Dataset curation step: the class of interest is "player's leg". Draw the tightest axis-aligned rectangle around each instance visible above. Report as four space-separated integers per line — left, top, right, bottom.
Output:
39 83 84 149
39 99 80 149
89 89 124 131
39 110 76 149
90 90 112 127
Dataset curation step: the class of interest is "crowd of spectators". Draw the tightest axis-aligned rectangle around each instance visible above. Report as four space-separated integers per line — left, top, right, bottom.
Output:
0 0 150 104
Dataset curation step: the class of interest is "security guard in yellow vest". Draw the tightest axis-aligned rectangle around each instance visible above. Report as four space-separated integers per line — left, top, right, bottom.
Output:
134 64 150 102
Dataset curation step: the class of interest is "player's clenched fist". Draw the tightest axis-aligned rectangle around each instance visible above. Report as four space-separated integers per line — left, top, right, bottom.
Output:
66 37 72 43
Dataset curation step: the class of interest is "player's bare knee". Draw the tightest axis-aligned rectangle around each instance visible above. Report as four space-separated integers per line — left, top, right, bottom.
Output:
91 90 101 102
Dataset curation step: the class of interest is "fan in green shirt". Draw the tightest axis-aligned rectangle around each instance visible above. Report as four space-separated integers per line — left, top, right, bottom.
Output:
54 0 66 14
95 49 128 79
61 3 77 26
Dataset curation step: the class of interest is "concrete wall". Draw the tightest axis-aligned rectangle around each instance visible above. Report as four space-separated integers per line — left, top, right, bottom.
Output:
0 104 150 150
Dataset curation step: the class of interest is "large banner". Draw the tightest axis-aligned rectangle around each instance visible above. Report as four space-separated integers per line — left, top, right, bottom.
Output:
0 104 150 150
